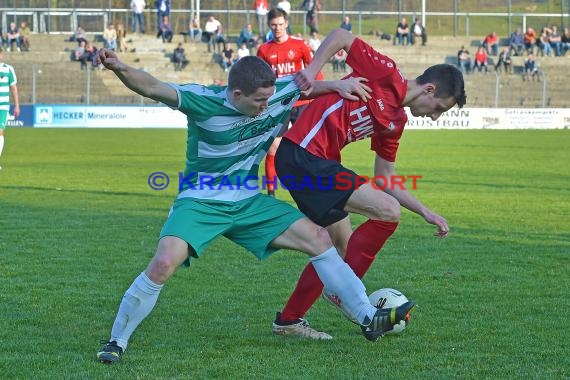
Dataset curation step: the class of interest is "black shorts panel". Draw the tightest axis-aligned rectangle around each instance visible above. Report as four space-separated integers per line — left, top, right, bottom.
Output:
275 138 358 227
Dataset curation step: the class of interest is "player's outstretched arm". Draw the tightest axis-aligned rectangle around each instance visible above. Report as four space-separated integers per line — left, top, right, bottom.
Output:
96 48 178 107
301 76 371 102
295 29 356 91
374 154 449 238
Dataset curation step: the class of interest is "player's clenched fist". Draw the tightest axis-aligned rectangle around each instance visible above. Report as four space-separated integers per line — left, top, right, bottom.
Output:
96 48 122 71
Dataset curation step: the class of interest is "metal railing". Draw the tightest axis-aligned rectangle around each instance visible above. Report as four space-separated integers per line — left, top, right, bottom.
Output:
2 7 569 37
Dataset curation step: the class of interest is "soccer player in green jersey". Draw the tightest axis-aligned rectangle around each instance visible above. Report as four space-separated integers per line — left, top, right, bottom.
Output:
0 47 20 170
94 49 414 364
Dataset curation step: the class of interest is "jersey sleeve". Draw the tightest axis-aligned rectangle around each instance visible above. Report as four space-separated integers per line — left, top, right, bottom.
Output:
272 75 301 107
346 38 398 81
169 83 230 121
370 131 402 163
256 44 267 61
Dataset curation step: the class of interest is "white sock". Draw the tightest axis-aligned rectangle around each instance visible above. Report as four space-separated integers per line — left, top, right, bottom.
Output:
110 272 163 350
0 135 4 158
310 247 376 325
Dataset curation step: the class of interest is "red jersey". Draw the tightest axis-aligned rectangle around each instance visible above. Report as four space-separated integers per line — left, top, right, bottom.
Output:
257 35 313 77
284 38 408 163
257 36 322 107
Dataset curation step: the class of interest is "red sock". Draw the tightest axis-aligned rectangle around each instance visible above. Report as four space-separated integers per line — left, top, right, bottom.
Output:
279 263 323 321
265 153 276 192
344 220 398 278
278 219 398 322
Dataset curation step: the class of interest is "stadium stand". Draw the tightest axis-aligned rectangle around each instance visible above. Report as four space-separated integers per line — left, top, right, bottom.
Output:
6 32 569 107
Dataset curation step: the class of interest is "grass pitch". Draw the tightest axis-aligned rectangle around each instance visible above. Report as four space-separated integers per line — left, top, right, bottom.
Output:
1 128 568 379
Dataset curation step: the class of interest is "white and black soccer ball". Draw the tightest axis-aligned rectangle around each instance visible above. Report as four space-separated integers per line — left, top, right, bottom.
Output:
368 288 411 334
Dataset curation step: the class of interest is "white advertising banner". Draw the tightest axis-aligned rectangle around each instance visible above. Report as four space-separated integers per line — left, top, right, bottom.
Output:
32 105 570 129
34 105 187 128
405 108 570 129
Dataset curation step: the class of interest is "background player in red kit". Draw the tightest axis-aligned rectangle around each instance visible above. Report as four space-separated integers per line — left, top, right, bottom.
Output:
272 28 466 336
257 8 322 196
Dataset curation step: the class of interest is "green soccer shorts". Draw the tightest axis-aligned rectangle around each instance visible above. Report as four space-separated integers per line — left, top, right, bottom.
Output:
159 193 305 261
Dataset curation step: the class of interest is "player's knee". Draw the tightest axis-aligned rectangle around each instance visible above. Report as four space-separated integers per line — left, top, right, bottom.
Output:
311 225 334 253
371 196 400 222
146 255 176 283
146 239 186 283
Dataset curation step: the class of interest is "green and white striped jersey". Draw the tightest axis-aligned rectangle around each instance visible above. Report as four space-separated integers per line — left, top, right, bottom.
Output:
0 62 17 112
170 76 300 202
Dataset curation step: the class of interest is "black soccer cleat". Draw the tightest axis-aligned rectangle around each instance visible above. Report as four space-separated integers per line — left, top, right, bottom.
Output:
96 340 123 364
361 301 416 342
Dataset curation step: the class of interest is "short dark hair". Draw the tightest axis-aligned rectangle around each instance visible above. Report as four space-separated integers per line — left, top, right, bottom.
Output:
268 8 288 22
228 56 276 96
417 64 467 108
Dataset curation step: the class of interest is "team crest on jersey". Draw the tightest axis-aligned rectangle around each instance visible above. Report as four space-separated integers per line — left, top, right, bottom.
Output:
387 121 396 131
288 50 295 60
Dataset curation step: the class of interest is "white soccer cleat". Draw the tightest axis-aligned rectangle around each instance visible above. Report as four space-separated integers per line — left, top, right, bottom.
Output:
272 312 333 340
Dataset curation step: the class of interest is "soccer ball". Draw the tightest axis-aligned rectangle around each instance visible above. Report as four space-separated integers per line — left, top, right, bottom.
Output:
368 288 411 334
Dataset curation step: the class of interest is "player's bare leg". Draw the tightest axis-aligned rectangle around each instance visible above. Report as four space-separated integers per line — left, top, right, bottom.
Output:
97 236 189 364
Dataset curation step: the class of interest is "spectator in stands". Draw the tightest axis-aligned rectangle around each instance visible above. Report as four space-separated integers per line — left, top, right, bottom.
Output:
221 43 235 72
157 15 173 43
72 40 86 62
523 27 537 54
561 27 570 56
332 49 347 72
131 0 146 34
495 47 512 74
473 46 489 73
71 25 88 45
237 23 257 50
395 17 411 45
538 27 553 56
79 42 98 70
189 14 202 43
302 0 321 34
172 42 189 71
457 45 471 74
254 0 269 38
508 28 524 56
116 23 127 53
204 15 222 53
18 21 31 51
277 0 293 35
482 31 498 56
155 0 170 34
523 53 539 81
549 25 562 57
340 16 352 33
411 18 427 46
236 42 250 61
308 31 321 55
6 22 21 52
213 24 227 53
103 22 117 51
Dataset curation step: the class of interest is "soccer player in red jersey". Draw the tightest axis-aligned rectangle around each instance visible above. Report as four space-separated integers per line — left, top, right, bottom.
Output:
257 8 321 196
272 28 466 336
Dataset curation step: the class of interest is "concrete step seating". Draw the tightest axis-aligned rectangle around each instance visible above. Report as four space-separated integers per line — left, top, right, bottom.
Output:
4 32 568 107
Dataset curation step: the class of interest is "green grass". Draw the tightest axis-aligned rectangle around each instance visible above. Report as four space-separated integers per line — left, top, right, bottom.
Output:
1 128 569 379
